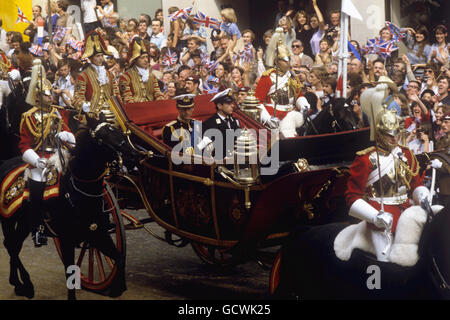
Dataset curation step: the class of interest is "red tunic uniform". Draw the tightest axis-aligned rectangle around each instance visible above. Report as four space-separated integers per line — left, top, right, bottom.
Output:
254 68 302 120
345 146 423 232
18 106 71 157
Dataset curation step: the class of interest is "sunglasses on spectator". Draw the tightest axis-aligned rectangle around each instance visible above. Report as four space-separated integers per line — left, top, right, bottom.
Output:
425 70 434 74
292 44 302 48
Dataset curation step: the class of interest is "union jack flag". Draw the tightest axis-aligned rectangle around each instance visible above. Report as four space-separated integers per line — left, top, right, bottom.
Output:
68 37 84 51
168 6 192 22
192 11 221 30
202 75 220 94
385 21 406 41
16 7 31 24
377 40 398 58
42 42 50 51
200 53 218 71
240 43 254 63
162 50 178 66
28 44 43 56
362 37 381 55
53 27 67 42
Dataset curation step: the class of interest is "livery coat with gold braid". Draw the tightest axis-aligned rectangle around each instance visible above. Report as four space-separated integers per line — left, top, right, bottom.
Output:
118 66 163 104
73 65 120 115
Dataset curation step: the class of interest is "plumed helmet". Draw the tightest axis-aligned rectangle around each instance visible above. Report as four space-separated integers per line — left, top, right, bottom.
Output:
26 59 52 106
128 37 148 65
375 107 400 151
81 31 112 60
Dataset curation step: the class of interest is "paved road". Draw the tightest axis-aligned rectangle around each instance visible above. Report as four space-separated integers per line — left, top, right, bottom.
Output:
0 210 275 300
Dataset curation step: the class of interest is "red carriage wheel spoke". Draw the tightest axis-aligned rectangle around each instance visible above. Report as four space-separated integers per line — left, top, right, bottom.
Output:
95 249 106 282
76 245 87 267
88 248 94 283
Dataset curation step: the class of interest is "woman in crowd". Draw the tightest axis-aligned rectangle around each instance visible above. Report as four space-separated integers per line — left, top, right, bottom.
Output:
433 104 449 142
309 0 326 57
403 25 432 68
293 10 313 58
429 25 449 66
278 16 296 54
168 6 186 51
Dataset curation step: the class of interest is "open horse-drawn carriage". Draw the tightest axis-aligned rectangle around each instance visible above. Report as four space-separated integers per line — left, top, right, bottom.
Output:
0 86 375 298
100 94 371 269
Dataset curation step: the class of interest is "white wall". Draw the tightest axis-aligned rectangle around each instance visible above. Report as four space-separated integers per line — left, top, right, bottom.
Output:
350 0 385 48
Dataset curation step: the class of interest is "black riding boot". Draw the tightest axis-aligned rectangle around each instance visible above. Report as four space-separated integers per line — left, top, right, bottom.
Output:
28 180 47 247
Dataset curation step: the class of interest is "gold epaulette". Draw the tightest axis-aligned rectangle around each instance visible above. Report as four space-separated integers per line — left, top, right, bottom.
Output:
262 68 275 77
356 146 376 156
163 120 177 129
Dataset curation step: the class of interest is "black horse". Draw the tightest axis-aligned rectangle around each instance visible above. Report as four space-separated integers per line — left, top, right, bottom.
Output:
300 98 358 136
274 205 450 300
0 116 140 300
0 78 32 162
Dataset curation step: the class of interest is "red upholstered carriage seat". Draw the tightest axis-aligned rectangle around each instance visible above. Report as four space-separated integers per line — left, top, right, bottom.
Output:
121 94 264 142
122 94 216 140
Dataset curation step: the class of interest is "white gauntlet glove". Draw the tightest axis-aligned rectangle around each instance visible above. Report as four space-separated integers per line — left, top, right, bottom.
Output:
430 159 442 169
8 69 21 81
56 131 76 145
373 211 393 230
82 102 91 113
36 157 48 170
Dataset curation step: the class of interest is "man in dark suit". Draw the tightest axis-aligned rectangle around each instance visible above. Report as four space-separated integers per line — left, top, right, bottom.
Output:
202 88 241 160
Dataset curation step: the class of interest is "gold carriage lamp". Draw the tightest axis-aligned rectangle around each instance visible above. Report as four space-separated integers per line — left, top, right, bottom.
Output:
233 128 260 186
240 90 262 123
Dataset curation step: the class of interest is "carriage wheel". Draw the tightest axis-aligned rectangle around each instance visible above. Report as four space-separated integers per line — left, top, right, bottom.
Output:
54 183 126 293
269 250 282 296
190 242 237 267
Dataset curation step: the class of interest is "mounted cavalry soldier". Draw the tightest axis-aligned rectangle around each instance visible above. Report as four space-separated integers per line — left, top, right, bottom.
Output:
254 27 302 123
19 59 75 247
119 37 164 104
73 31 120 121
334 100 443 266
162 94 202 156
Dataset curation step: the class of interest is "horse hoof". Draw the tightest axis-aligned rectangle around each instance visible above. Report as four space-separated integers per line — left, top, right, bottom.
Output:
68 292 77 300
15 283 34 299
108 282 127 298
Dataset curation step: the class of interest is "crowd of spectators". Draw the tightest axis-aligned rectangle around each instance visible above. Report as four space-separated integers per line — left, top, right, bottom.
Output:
1 0 449 156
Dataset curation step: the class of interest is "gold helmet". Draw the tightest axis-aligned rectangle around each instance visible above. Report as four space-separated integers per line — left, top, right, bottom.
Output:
26 59 53 106
128 37 148 65
81 31 112 60
375 107 400 151
264 27 291 67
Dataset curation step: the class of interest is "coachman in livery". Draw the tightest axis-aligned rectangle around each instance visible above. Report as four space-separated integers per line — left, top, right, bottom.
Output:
119 37 164 104
18 59 75 247
73 31 120 120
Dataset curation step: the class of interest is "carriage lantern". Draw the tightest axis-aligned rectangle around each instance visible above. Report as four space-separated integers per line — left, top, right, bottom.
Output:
240 90 262 123
233 128 260 185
